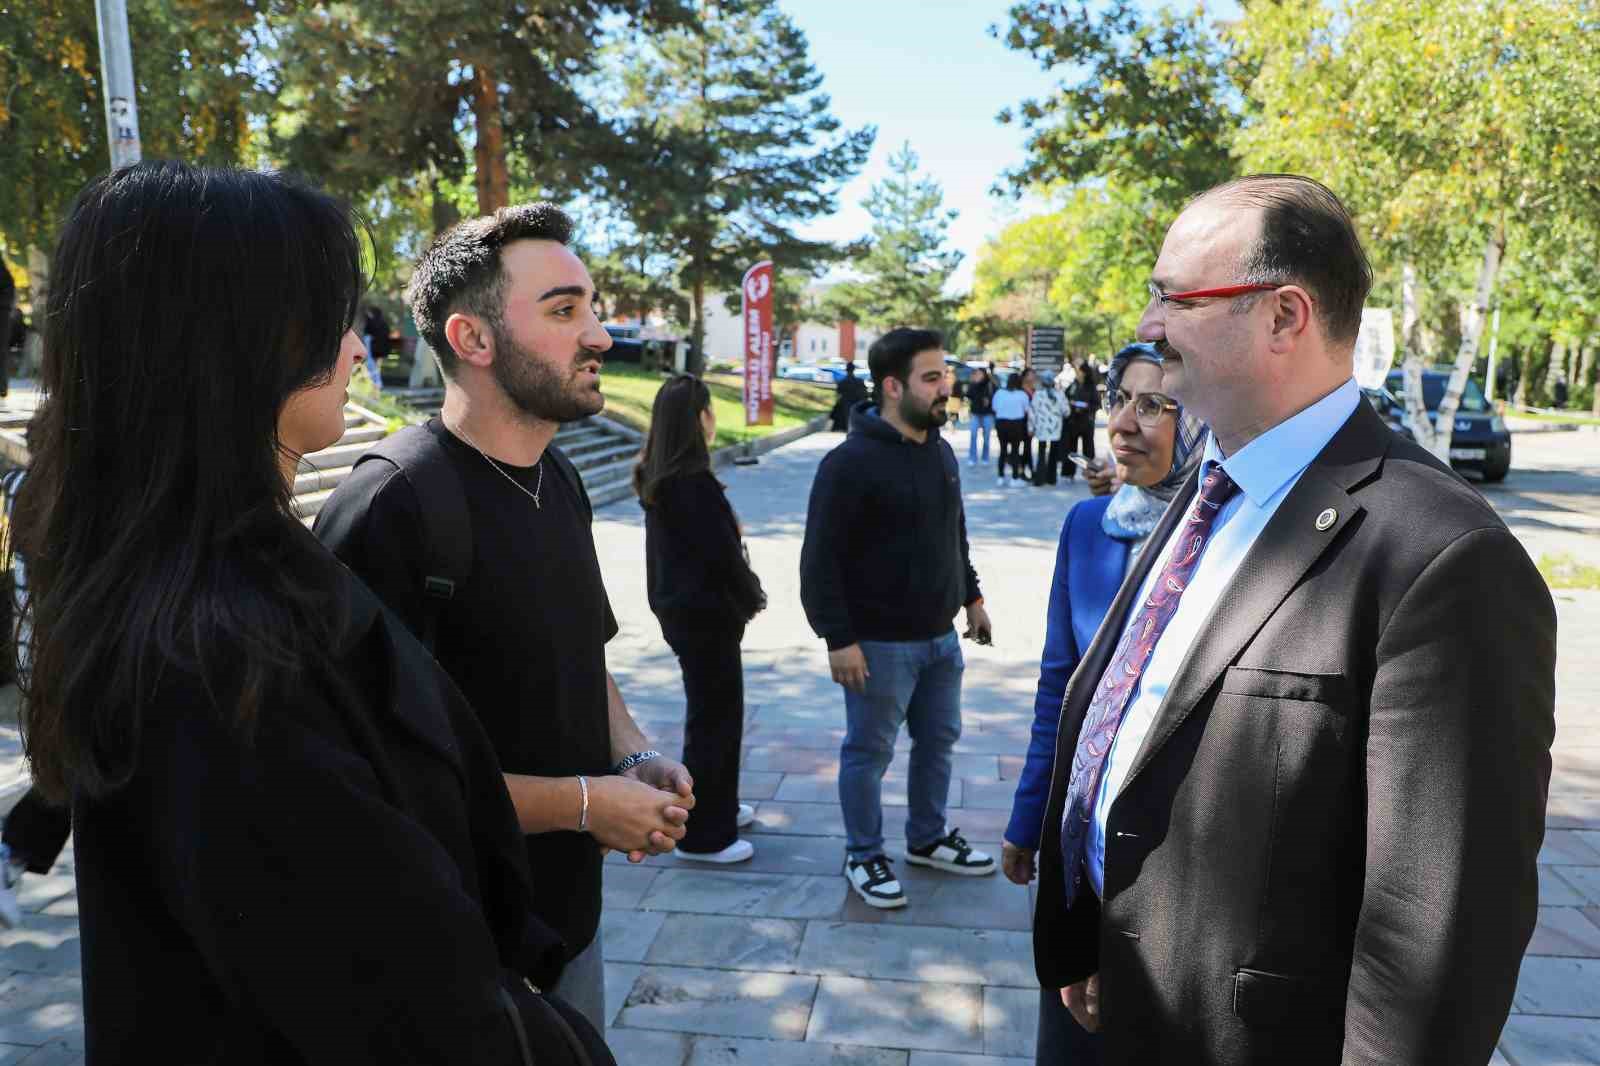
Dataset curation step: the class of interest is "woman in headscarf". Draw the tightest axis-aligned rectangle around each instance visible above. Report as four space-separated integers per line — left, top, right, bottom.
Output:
998 341 1207 1066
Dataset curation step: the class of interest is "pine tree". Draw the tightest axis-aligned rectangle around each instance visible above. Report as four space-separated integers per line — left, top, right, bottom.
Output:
264 0 688 220
826 142 964 336
605 0 873 374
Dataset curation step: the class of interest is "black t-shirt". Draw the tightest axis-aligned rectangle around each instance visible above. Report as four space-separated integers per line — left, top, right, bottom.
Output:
314 418 617 956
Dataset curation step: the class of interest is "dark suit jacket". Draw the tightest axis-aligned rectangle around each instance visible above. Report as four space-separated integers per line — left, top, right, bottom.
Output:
71 562 606 1065
1031 401 1556 1065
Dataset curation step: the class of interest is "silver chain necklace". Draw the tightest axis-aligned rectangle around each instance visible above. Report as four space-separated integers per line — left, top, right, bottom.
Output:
451 421 543 509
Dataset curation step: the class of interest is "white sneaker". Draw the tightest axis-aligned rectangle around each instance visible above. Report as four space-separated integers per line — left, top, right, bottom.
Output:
676 839 754 864
0 846 24 929
845 855 907 909
905 828 996 876
736 803 755 829
996 474 1006 486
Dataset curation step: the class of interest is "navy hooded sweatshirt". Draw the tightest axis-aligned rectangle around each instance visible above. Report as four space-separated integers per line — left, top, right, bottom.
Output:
800 401 982 650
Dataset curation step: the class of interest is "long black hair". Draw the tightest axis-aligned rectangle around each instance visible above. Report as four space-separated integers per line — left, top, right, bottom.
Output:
9 161 366 802
633 374 712 508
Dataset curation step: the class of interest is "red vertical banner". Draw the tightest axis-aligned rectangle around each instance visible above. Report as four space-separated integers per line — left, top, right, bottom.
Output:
741 260 775 426
838 319 856 364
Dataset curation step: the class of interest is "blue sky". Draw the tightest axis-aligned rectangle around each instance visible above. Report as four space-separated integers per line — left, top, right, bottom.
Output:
782 1 1062 291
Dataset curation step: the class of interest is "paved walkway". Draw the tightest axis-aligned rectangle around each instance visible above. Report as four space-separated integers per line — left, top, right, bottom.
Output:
2 425 1598 1064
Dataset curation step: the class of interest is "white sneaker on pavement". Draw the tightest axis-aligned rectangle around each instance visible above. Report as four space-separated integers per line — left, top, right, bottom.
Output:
844 855 908 909
905 828 996 876
675 839 754 864
736 803 755 829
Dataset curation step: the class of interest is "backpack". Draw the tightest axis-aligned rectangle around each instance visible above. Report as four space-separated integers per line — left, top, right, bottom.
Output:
352 422 590 653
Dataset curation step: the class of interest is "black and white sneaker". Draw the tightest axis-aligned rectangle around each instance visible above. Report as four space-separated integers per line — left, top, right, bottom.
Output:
845 855 908 909
906 828 996 876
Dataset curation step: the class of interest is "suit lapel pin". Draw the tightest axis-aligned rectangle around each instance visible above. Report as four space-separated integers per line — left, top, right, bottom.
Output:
1315 507 1337 531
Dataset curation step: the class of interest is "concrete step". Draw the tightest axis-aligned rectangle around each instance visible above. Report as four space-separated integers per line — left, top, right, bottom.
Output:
293 464 354 497
576 454 635 489
338 424 387 446
295 487 335 521
300 439 381 471
565 439 638 467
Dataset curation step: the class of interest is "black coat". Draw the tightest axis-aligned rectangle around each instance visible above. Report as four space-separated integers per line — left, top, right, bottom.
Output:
72 560 611 1065
1032 401 1555 1064
644 469 764 646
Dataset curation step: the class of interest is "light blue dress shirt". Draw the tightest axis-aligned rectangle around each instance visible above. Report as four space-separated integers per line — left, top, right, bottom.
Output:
1080 377 1361 897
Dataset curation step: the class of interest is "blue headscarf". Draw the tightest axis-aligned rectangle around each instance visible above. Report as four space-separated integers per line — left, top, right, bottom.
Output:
1101 343 1209 544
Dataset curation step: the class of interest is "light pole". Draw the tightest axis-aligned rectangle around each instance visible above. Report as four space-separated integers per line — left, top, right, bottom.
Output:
95 0 142 168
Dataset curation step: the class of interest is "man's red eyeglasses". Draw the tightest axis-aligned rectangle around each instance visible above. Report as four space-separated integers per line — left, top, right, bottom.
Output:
1146 281 1281 306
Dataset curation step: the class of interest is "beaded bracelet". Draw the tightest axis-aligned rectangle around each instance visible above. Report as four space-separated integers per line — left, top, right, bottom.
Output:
611 750 661 775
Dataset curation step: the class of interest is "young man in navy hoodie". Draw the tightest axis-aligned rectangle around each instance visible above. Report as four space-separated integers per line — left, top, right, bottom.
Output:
800 327 996 910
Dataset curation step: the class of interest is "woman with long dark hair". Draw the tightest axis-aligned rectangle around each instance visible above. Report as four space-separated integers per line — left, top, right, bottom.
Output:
9 161 612 1065
634 376 766 863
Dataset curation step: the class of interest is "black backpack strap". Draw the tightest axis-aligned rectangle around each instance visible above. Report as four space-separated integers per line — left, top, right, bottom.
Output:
355 423 471 653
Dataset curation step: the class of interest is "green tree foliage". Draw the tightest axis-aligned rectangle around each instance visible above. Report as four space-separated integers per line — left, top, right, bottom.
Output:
1232 0 1600 450
0 0 255 259
825 142 963 335
962 182 1170 361
606 0 874 374
993 0 1245 208
262 0 683 220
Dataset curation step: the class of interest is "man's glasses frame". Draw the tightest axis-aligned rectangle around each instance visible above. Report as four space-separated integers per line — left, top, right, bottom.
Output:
1146 281 1281 307
1108 389 1180 428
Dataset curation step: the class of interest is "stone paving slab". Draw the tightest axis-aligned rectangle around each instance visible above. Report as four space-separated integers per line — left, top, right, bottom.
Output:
1499 1015 1600 1065
690 1036 908 1065
645 914 806 973
639 869 848 920
1528 907 1600 958
1513 957 1600 1017
807 976 983 1053
617 966 818 1041
909 1054 1030 1066
795 922 1035 988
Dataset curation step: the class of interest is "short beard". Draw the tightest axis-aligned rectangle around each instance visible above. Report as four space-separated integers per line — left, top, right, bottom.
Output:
490 323 604 424
898 389 948 431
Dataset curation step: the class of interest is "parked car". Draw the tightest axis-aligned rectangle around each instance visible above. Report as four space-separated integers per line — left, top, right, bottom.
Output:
1384 369 1511 482
1361 386 1415 441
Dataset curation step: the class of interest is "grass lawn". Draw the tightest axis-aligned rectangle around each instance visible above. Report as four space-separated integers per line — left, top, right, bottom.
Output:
599 365 835 449
1537 552 1600 591
1505 407 1600 427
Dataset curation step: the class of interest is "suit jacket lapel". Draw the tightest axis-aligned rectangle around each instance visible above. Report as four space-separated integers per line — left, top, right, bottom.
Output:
1120 401 1390 788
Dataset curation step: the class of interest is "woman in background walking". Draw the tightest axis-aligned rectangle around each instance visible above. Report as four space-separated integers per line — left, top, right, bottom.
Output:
965 366 995 466
992 371 1032 486
1062 361 1100 480
1028 371 1065 486
636 376 767 863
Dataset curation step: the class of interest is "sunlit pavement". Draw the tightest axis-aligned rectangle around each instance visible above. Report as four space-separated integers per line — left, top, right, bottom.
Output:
2 421 1597 1064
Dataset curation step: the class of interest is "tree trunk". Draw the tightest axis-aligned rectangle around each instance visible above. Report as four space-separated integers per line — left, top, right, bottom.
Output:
1431 221 1505 461
470 64 510 216
22 245 49 378
687 268 707 378
1398 261 1435 452
1543 341 1566 408
1400 261 1420 353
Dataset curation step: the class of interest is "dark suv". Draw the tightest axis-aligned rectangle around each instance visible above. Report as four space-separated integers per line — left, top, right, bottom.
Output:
1384 370 1511 482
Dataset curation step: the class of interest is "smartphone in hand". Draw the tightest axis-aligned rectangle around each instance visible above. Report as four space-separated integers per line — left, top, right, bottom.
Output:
1066 452 1093 471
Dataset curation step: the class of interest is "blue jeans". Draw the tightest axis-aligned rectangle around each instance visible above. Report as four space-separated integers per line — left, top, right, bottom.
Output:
839 631 965 862
968 413 995 463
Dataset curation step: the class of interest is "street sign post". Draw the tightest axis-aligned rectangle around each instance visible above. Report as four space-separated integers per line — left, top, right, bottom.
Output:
95 0 142 168
1026 325 1066 375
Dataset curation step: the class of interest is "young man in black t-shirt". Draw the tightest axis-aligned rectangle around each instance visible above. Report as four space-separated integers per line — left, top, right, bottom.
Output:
315 204 694 1033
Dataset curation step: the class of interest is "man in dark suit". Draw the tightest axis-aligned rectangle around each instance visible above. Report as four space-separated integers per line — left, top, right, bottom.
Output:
1030 174 1556 1065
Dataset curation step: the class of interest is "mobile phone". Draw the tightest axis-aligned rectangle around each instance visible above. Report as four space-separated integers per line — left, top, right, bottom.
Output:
1065 453 1093 471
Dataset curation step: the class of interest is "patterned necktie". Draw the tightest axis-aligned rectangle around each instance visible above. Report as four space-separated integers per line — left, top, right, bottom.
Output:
1060 462 1240 906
